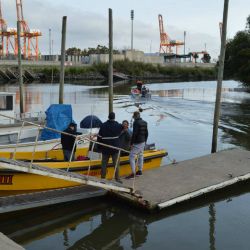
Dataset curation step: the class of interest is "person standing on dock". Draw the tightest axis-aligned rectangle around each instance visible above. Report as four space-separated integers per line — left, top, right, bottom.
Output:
126 111 148 179
98 112 123 183
61 122 80 161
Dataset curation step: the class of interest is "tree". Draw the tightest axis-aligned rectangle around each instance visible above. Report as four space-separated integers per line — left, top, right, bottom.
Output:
246 15 250 32
66 47 81 56
202 53 211 63
224 15 250 87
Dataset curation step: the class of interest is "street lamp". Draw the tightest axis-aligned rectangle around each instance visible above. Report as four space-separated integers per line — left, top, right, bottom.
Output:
49 28 52 60
184 31 186 62
131 10 134 51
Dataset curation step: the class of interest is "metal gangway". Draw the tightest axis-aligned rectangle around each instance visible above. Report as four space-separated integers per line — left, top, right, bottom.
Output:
0 113 134 194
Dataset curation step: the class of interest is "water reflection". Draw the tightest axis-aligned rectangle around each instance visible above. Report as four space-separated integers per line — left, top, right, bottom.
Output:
220 100 250 150
67 208 147 250
2 182 250 250
209 204 216 250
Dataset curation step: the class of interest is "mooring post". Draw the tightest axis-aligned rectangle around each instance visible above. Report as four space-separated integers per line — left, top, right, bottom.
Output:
59 16 67 104
108 8 113 113
17 20 24 116
211 0 229 153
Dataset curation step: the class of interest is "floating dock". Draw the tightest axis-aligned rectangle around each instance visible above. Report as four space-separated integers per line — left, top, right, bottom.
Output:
0 232 24 250
0 148 249 214
113 148 250 210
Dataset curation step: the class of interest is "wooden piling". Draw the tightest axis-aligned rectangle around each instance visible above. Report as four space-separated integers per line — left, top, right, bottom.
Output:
59 16 67 104
17 20 24 116
211 0 229 153
108 8 113 113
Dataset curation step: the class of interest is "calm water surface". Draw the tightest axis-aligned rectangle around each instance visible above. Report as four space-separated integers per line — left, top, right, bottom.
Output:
0 80 250 250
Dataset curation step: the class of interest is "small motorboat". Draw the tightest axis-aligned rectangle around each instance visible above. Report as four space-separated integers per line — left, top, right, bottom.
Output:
131 86 151 100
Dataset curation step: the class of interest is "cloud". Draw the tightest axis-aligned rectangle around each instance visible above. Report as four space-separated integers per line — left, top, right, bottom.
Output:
1 0 220 59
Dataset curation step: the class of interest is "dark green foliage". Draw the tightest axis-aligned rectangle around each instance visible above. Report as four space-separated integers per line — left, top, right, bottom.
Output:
224 15 250 86
66 45 120 56
202 53 211 63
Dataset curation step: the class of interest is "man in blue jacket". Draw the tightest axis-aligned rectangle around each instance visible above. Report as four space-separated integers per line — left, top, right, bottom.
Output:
98 112 123 183
126 111 148 179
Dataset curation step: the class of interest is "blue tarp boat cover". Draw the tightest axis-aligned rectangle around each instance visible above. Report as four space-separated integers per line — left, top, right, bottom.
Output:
40 104 74 140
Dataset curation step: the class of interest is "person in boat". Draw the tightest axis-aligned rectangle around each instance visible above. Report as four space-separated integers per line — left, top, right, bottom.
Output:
141 86 147 98
119 120 132 156
61 122 81 161
136 80 143 93
97 112 123 183
126 111 148 179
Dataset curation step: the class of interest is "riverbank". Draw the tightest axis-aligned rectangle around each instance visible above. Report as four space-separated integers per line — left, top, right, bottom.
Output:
0 60 217 83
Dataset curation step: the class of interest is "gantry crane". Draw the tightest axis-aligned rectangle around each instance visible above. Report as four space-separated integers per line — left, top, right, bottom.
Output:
158 14 184 54
16 0 42 60
0 0 8 56
0 0 17 57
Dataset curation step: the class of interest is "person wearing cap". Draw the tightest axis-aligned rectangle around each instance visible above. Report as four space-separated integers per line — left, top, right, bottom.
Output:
126 111 148 179
61 122 81 161
97 112 123 183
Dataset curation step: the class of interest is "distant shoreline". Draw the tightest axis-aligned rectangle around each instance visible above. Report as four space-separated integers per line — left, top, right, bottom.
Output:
0 61 217 84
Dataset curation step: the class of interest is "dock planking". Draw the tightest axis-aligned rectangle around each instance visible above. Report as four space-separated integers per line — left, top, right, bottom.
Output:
1 148 249 214
0 185 107 214
114 148 250 211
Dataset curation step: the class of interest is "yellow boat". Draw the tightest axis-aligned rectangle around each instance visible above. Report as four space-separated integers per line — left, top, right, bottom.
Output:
0 147 89 161
0 149 167 191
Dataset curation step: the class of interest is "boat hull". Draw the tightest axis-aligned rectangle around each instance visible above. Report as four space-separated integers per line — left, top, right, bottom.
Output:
0 147 89 161
0 150 167 191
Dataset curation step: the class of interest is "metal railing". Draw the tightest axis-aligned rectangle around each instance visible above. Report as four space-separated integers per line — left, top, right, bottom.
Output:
0 113 138 188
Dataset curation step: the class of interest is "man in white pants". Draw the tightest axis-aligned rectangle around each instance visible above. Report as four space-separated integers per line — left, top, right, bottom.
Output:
126 111 148 179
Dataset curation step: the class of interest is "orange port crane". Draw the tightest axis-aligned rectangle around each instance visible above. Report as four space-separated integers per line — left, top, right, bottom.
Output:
16 0 42 59
158 14 184 54
0 0 6 54
0 0 17 57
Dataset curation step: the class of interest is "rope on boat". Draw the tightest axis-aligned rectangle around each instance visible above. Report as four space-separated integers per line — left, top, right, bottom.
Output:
166 154 177 164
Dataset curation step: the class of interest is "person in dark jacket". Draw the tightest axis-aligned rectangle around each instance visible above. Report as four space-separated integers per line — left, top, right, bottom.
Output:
61 122 80 161
119 120 132 156
136 80 143 93
98 112 123 183
126 111 148 179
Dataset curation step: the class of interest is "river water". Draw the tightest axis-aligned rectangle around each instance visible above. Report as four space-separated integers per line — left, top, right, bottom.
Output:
0 80 250 249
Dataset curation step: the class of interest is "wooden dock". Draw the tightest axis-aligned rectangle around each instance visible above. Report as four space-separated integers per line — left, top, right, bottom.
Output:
113 148 250 211
0 232 24 250
0 148 250 214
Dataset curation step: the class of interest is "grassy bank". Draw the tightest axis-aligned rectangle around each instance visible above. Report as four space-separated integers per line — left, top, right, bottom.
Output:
0 60 217 83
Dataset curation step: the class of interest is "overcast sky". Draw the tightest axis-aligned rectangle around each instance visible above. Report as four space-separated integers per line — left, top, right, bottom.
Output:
2 0 250 59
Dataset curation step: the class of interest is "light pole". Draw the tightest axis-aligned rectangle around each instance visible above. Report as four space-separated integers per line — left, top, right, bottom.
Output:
49 28 52 60
184 31 186 62
131 10 134 51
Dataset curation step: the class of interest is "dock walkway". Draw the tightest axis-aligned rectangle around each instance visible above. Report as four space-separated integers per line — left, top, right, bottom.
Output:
0 232 24 250
116 148 250 210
